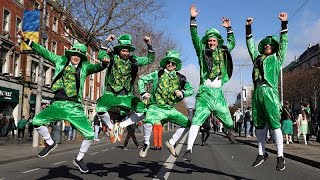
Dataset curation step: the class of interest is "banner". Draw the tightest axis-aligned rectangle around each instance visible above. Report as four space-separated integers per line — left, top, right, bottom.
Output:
21 10 40 50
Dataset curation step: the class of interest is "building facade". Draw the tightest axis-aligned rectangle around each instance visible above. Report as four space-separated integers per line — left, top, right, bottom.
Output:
0 0 104 126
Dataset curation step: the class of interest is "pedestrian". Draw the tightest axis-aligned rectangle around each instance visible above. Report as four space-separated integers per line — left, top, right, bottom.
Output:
200 118 211 146
293 111 301 143
5 115 16 137
153 123 163 150
122 123 141 150
17 30 109 173
27 113 34 140
64 120 72 141
17 116 27 139
234 108 243 136
93 114 101 141
245 12 288 171
183 4 236 162
137 50 194 158
281 101 293 144
244 107 252 137
304 103 312 143
96 34 155 143
300 109 309 145
0 112 4 136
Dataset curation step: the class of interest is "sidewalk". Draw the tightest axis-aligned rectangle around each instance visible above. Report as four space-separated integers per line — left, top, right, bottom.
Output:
0 132 144 165
232 134 320 169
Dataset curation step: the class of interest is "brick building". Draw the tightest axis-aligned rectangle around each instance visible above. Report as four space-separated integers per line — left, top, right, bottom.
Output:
0 0 104 125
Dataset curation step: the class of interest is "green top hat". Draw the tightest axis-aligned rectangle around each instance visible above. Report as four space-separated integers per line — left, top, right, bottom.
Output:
65 43 88 61
114 34 136 52
201 28 224 47
258 35 279 54
160 50 182 71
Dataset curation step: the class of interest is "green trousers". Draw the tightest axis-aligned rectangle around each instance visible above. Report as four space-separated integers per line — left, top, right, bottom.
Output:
33 101 94 140
96 91 146 113
252 85 281 130
144 104 191 127
192 85 233 129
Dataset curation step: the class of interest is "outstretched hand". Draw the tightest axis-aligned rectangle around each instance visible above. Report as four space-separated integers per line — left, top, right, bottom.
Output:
279 12 288 21
106 34 116 42
17 30 25 41
190 4 199 17
143 36 151 44
246 17 253 25
220 17 231 28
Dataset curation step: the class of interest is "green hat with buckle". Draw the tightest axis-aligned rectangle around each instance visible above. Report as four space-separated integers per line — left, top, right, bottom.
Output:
201 28 224 47
160 50 182 71
65 42 88 61
258 35 279 54
114 34 136 52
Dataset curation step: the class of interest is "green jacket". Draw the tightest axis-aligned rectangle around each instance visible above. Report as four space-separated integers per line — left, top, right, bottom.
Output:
138 69 194 106
190 20 235 86
101 49 155 94
29 41 105 102
246 33 288 90
17 119 27 129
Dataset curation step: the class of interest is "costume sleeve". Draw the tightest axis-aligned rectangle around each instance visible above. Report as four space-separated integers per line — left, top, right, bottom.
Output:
136 44 155 66
278 21 288 64
245 25 260 61
226 27 235 51
190 17 203 57
24 39 61 65
138 71 158 95
181 81 194 98
86 62 108 75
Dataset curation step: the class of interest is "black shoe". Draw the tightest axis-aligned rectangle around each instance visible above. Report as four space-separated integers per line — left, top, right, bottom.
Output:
73 157 89 173
276 156 285 171
252 153 269 167
38 142 58 158
226 131 236 144
201 143 205 146
183 149 192 162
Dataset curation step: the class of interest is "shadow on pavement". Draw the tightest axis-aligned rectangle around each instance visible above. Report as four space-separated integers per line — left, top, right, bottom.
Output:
36 165 84 180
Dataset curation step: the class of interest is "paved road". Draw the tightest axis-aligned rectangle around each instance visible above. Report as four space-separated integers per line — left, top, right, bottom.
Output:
0 132 319 180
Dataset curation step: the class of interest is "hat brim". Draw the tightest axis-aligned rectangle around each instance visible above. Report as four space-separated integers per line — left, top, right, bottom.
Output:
114 45 135 52
258 38 279 54
65 50 87 61
160 57 182 71
202 33 224 47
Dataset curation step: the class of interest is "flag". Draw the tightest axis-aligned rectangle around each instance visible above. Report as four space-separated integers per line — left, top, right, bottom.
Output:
21 10 40 50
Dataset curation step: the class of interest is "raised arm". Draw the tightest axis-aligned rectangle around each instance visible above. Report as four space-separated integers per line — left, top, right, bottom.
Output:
136 36 155 66
190 4 202 57
278 12 288 64
245 18 260 61
18 30 61 64
220 17 235 51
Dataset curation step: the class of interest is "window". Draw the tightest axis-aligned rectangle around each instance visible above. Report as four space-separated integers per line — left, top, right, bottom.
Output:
64 46 68 53
34 1 40 9
0 50 9 74
3 9 11 32
18 0 23 4
43 38 48 49
31 61 39 82
51 41 57 53
14 54 21 77
16 17 22 36
46 12 50 27
52 17 58 32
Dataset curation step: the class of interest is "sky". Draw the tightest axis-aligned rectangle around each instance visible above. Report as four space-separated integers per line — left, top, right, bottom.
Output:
155 0 320 108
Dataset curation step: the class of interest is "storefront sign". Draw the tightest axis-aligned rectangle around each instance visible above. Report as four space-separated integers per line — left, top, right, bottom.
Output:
0 86 19 103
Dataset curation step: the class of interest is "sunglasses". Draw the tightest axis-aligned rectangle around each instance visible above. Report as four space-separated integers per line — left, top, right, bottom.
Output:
166 61 176 66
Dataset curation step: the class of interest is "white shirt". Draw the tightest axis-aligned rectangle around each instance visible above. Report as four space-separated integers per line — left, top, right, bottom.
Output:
233 110 243 122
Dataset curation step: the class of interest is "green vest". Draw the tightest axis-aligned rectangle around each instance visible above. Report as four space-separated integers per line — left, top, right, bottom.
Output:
107 55 132 92
155 71 180 106
52 64 78 97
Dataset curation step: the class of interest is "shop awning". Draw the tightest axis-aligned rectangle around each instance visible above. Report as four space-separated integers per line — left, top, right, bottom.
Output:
0 86 19 104
30 94 53 104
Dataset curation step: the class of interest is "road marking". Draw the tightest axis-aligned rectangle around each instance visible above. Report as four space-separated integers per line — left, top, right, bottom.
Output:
22 168 40 174
0 178 5 180
153 132 188 180
90 152 99 155
53 161 66 165
111 147 115 150
102 149 109 152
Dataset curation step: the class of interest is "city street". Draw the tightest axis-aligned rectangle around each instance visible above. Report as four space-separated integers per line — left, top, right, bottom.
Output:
0 132 319 180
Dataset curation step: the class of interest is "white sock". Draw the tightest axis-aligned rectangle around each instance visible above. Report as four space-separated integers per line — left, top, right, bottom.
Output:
36 126 54 145
256 128 266 155
169 127 187 146
76 140 93 161
100 112 113 129
273 128 284 157
120 113 145 128
143 123 153 146
187 125 200 152
303 134 307 144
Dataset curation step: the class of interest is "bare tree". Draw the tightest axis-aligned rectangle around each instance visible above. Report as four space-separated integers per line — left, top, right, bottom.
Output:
54 0 165 45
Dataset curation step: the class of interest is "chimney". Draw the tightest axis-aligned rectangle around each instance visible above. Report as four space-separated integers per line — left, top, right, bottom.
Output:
308 43 312 48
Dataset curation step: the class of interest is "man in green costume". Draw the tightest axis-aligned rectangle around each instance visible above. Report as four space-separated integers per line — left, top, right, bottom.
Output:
183 4 236 162
137 50 194 158
18 31 109 173
246 12 288 171
96 34 155 143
